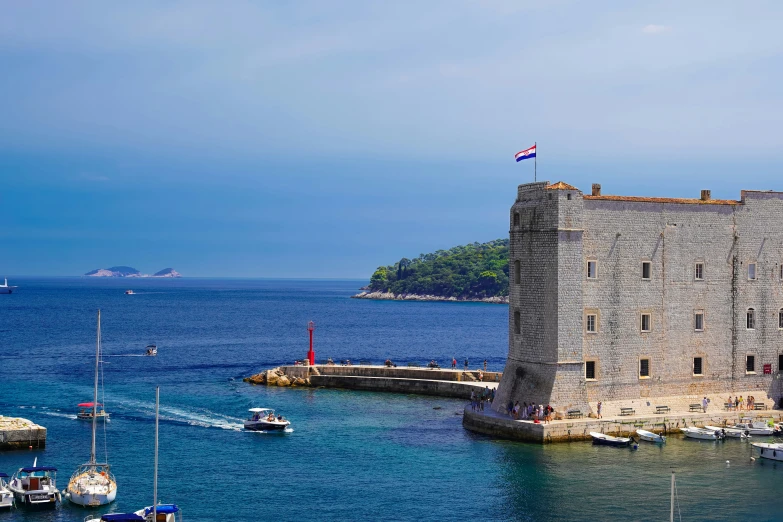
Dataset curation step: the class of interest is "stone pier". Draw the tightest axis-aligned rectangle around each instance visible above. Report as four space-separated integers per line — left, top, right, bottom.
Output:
0 416 46 450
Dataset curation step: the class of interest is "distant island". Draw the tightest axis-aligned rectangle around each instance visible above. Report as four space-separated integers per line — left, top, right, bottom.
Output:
85 266 182 278
352 239 509 303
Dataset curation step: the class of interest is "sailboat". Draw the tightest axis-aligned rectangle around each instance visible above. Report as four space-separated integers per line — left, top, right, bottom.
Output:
66 310 118 506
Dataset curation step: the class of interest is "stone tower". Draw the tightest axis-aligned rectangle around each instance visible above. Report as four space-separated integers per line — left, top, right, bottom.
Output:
493 181 590 413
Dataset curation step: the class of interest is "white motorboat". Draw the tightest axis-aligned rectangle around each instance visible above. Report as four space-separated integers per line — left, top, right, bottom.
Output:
244 408 291 432
125 290 134 295
636 429 666 443
8 460 62 508
77 402 110 421
680 427 723 440
67 310 118 507
0 473 13 509
732 419 773 436
145 344 157 356
135 504 181 522
703 425 749 439
752 442 783 462
589 432 632 447
0 278 17 294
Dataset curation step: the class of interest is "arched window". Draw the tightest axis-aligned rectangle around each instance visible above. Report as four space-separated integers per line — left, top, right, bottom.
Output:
514 260 521 285
514 309 521 335
747 308 755 330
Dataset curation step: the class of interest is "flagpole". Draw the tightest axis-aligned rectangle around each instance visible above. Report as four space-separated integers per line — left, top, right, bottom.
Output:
534 142 537 182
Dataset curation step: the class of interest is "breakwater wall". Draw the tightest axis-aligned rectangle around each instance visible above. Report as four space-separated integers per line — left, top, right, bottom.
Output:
243 365 501 398
463 407 783 443
0 416 46 450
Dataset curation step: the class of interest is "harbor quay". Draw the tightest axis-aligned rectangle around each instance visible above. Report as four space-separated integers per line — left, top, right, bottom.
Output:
244 364 501 399
0 416 46 450
464 394 783 443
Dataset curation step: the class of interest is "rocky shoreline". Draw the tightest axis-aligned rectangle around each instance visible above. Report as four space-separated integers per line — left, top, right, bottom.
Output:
350 291 508 304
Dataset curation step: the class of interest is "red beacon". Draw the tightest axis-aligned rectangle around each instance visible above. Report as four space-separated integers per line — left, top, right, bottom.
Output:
307 321 316 366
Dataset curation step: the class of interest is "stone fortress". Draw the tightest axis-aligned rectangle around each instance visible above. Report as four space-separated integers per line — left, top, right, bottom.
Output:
493 181 783 416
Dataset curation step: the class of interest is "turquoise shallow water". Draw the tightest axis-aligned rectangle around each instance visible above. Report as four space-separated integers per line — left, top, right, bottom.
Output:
1 278 782 521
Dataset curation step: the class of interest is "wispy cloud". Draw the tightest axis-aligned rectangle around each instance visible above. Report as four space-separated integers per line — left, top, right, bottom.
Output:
642 24 672 35
79 172 110 182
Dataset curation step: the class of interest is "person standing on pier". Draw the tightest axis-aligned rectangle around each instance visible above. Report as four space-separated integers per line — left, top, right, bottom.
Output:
483 359 487 372
597 401 602 419
702 397 708 413
464 358 469 371
452 358 457 369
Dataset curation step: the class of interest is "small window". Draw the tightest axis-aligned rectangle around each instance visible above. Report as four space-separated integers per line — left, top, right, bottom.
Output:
747 308 755 330
780 265 783 281
779 309 783 329
640 313 651 333
514 260 521 285
693 357 703 376
746 355 755 373
585 361 596 380
639 358 650 378
748 263 757 280
695 262 704 281
779 353 783 372
513 212 520 226
514 309 521 335
586 314 597 333
586 260 597 279
567 193 572 200
694 311 704 332
642 261 651 280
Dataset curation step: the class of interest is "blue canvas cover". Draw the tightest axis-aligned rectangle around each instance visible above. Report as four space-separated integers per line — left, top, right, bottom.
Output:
144 504 179 515
21 466 57 472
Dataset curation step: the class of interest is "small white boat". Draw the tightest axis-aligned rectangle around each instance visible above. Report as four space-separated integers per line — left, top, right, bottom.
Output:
0 473 13 509
732 419 773 436
145 344 157 356
135 504 181 521
125 290 134 295
680 427 723 440
636 429 666 443
77 402 111 421
244 408 291 432
752 442 783 462
704 425 749 439
0 278 17 294
589 432 631 447
8 461 62 508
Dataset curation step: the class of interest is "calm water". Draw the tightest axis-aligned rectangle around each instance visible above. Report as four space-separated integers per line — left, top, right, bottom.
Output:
1 278 782 521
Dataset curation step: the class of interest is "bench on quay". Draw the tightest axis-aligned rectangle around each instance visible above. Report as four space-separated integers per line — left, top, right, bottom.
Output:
407 362 421 368
655 405 670 414
689 404 703 412
567 410 583 419
754 403 768 410
359 359 372 365
620 407 635 416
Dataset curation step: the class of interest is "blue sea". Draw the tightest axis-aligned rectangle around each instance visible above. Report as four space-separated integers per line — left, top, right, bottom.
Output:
1 278 782 521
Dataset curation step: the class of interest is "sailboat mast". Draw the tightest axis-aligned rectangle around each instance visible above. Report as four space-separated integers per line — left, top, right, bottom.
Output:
91 309 100 464
153 386 159 520
670 471 675 522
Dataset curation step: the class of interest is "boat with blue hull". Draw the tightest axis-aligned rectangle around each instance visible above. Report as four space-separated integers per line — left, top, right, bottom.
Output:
590 432 631 447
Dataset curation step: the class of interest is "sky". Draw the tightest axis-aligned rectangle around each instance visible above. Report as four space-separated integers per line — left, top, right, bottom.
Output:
1 1 782 278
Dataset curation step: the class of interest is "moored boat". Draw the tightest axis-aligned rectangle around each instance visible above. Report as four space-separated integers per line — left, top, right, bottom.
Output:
636 429 666 443
68 310 117 507
0 278 17 294
752 442 783 462
590 432 631 447
0 473 13 509
8 462 61 508
703 425 749 439
244 408 291 432
732 419 773 436
680 427 723 440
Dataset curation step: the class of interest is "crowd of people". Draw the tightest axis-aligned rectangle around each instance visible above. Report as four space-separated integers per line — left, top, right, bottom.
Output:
506 401 554 424
470 386 495 411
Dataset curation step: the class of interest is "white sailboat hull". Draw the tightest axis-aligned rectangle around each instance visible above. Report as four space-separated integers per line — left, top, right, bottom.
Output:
67 487 117 506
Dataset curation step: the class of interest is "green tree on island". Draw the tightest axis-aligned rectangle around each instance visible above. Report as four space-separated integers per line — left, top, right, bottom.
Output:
368 239 509 298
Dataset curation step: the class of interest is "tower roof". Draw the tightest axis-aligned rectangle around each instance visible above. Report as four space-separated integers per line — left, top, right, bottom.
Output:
545 181 579 191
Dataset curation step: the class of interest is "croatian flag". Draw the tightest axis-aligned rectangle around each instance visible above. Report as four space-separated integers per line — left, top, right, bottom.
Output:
515 144 536 162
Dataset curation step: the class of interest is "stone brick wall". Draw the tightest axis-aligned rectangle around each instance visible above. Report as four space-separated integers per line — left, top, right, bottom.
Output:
495 181 783 415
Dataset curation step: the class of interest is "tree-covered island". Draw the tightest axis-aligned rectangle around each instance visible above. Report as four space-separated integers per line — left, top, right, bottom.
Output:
353 239 509 303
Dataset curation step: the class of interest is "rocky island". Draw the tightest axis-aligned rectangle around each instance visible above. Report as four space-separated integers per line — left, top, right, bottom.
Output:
352 239 509 303
85 266 182 278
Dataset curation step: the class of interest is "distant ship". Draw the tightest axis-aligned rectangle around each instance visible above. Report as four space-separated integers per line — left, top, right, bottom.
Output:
0 279 17 294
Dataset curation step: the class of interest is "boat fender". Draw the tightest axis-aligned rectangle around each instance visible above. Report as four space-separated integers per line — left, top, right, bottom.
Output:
774 450 777 457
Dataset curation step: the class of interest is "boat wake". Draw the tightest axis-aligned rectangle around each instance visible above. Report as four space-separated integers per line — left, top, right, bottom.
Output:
39 411 78 420
249 428 294 434
113 397 244 431
103 354 147 357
